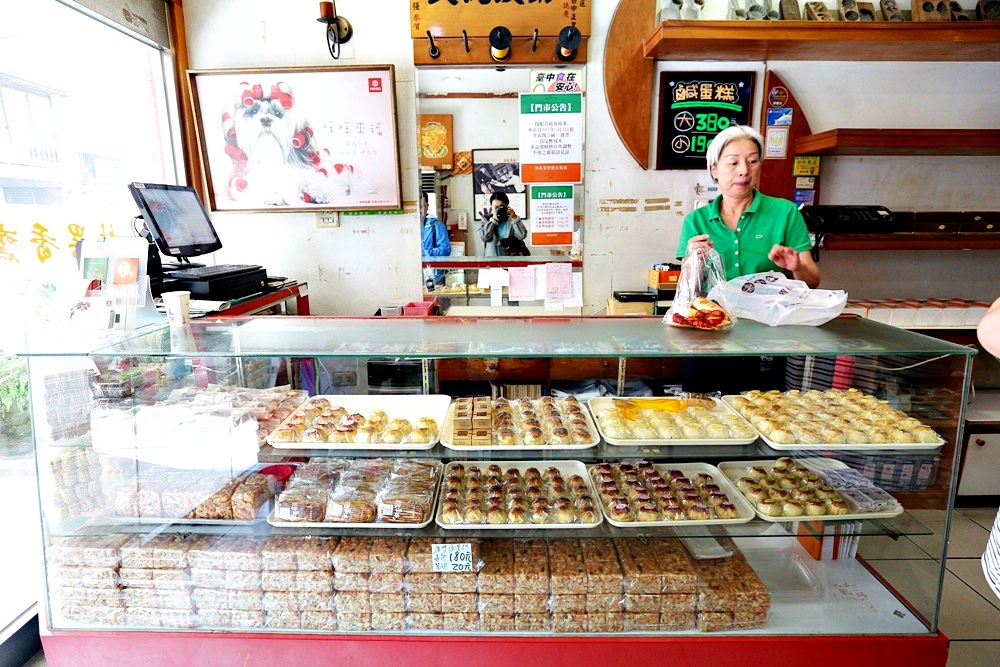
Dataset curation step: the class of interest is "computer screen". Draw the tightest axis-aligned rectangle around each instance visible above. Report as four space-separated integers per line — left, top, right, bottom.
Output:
127 182 223 260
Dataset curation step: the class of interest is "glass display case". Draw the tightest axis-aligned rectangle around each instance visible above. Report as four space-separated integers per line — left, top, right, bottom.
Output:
22 316 973 666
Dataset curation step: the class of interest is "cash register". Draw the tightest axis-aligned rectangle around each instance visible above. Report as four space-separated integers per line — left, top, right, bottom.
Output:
128 182 268 300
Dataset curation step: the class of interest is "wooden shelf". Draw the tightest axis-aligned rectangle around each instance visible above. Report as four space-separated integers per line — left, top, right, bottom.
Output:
820 233 1000 250
794 129 1000 156
643 21 1000 61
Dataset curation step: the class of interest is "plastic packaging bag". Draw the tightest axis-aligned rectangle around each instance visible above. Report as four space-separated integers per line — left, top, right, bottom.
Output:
723 271 847 327
664 247 735 330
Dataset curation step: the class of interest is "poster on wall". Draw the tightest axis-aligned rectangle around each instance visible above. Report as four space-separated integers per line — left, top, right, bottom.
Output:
655 71 755 170
518 92 584 184
189 65 402 212
529 185 574 246
472 149 527 221
418 114 453 170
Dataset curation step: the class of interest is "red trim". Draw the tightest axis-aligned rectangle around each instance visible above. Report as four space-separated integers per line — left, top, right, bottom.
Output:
211 283 311 317
41 630 950 667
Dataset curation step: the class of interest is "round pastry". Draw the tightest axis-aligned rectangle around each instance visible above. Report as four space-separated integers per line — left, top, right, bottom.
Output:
367 409 388 427
440 506 462 524
549 426 571 445
447 463 466 475
508 506 528 524
757 498 783 517
466 466 482 476
543 467 562 480
686 503 711 521
746 466 769 480
868 428 890 444
706 492 729 507
578 507 598 523
736 476 758 493
519 409 538 420
661 502 685 521
701 483 722 495
549 483 568 498
608 502 634 522
407 427 433 444
912 426 939 444
782 500 804 517
486 485 505 501
417 416 438 432
355 424 382 444
523 428 544 446
388 418 413 435
746 486 769 505
564 403 582 415
465 488 484 503
554 505 575 524
463 473 482 491
574 494 595 510
308 397 332 409
636 503 660 522
531 505 551 524
768 489 790 502
804 500 827 516
791 488 815 503
526 485 544 500
508 496 528 513
270 426 298 443
463 505 484 523
504 467 522 480
300 427 329 443
520 417 541 429
486 507 507 525
715 502 739 519
497 427 517 446
486 464 502 476
768 428 796 445
827 498 849 515
813 485 837 501
680 493 703 509
495 397 510 409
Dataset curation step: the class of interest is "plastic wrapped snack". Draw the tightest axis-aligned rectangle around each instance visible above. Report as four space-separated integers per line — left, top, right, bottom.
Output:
665 247 734 330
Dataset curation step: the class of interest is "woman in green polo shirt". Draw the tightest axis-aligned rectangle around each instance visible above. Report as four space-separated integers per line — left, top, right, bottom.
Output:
677 125 820 288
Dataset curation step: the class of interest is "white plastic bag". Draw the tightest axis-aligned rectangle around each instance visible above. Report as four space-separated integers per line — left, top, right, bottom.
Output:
724 272 847 327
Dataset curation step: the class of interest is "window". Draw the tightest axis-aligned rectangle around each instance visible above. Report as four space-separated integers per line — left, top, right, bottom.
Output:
0 1 181 654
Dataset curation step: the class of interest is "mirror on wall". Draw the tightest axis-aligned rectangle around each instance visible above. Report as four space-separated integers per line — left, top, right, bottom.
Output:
415 66 586 265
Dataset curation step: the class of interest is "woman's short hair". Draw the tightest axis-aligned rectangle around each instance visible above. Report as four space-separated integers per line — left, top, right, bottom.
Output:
705 125 764 179
490 192 510 206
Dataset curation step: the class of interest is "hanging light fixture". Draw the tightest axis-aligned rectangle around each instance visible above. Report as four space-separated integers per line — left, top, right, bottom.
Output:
317 2 353 60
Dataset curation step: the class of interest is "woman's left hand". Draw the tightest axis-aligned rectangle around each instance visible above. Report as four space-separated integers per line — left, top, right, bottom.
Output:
768 244 800 272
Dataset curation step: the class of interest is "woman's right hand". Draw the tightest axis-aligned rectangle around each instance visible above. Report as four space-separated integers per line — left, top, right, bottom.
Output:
686 234 714 257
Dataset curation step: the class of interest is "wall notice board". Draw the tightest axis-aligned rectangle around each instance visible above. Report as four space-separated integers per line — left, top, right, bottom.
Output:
655 72 755 170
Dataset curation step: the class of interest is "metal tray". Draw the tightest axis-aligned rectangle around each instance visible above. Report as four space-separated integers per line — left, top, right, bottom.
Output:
588 397 758 446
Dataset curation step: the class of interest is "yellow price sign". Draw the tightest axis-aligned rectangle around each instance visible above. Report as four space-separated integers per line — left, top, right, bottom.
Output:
793 156 821 177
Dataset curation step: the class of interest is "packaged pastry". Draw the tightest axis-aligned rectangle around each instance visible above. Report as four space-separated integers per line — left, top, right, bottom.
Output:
665 248 734 331
274 484 328 522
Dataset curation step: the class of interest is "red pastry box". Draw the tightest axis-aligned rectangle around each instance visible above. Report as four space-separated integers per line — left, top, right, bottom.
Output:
403 296 438 316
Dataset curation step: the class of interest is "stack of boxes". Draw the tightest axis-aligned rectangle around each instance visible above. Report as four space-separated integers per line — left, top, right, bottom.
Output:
451 396 492 447
647 266 681 316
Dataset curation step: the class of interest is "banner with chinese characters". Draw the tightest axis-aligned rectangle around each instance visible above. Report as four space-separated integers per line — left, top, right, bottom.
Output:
529 185 574 246
528 69 584 93
518 92 583 184
655 71 755 170
0 215 99 269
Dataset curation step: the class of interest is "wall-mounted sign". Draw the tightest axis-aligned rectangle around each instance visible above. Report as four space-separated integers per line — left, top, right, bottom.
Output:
529 69 584 93
418 114 453 170
529 185 574 246
655 71 755 170
518 92 583 184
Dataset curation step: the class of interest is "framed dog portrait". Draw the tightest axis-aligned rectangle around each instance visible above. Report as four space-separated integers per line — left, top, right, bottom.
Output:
189 65 402 212
472 148 527 221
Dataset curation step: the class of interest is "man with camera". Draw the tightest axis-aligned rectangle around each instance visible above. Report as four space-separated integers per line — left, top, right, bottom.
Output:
477 192 529 256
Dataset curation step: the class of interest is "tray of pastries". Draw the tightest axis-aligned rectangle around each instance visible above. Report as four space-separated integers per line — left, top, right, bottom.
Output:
718 457 904 522
265 395 451 450
267 458 441 528
440 395 599 451
723 389 944 451
588 460 756 527
435 460 603 529
588 396 758 446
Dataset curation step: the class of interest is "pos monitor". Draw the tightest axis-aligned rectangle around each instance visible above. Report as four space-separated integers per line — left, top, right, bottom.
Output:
127 182 223 265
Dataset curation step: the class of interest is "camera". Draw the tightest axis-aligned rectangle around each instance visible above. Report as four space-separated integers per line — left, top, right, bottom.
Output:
495 205 509 222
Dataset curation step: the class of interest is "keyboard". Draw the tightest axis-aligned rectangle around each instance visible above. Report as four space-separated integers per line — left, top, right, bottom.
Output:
167 264 262 280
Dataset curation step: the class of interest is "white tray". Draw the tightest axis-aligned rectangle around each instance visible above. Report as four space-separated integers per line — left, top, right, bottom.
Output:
588 462 756 527
587 397 758 446
720 396 944 451
266 461 442 530
440 401 599 451
265 394 451 450
717 458 905 523
435 460 603 530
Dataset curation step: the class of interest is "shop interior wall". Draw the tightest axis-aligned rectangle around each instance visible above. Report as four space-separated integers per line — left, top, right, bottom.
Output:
184 1 1000 316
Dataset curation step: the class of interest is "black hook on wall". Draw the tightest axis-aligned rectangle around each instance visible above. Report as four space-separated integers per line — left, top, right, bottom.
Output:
427 30 440 59
462 29 470 53
531 28 539 52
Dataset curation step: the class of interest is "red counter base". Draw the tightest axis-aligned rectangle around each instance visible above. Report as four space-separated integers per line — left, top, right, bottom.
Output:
41 630 949 667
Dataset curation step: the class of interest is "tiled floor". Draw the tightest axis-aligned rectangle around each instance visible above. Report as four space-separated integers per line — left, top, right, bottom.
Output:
20 507 1000 667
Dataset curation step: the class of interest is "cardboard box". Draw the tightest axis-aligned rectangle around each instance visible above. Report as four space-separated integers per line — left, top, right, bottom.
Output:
607 298 654 316
647 269 681 290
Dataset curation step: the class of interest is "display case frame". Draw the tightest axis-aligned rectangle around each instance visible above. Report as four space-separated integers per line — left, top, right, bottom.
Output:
22 315 973 666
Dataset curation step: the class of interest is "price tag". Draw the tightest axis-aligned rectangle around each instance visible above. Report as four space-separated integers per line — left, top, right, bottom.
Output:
431 542 474 573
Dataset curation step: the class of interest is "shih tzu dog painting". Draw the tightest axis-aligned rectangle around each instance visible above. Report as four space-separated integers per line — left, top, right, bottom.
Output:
219 80 377 207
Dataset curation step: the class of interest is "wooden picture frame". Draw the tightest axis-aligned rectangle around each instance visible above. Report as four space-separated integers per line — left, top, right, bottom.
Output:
189 65 401 212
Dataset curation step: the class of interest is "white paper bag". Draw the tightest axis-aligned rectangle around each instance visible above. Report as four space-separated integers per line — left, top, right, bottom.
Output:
724 272 847 327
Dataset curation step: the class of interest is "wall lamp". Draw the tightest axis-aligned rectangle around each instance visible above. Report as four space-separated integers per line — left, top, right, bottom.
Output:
318 1 353 60
555 25 582 61
488 26 513 63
